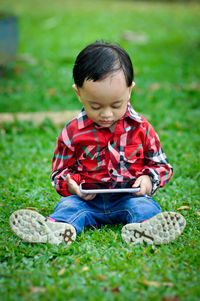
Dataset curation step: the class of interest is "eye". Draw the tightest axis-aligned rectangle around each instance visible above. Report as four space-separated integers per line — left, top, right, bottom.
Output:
91 106 101 110
111 101 123 109
112 105 122 109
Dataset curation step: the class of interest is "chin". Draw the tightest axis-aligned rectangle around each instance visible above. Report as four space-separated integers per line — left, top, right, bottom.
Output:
99 123 114 128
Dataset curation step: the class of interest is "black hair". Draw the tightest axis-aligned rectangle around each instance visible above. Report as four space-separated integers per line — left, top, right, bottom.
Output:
73 41 134 87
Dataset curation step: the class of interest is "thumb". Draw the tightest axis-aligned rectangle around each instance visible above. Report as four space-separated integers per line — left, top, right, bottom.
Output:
66 174 72 184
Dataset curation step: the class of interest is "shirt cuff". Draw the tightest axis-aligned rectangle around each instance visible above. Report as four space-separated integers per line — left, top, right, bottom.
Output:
147 169 161 194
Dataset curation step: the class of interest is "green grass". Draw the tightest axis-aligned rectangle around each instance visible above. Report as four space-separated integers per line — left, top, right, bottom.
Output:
0 1 200 300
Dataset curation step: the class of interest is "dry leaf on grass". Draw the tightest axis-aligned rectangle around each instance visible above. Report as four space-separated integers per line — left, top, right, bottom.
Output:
29 286 46 293
58 267 66 276
162 296 180 301
24 207 38 211
17 54 38 65
74 258 80 264
112 286 120 293
149 83 162 91
177 206 192 211
46 88 57 96
96 275 107 281
82 266 89 272
184 82 200 91
103 286 120 293
13 65 24 75
138 279 174 288
150 245 157 253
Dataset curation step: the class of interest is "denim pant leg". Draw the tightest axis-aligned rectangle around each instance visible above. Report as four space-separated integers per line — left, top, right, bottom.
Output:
49 195 111 234
49 194 162 234
106 194 162 224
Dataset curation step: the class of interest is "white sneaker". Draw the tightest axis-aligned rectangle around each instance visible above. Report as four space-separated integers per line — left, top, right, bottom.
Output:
121 212 186 245
9 209 76 245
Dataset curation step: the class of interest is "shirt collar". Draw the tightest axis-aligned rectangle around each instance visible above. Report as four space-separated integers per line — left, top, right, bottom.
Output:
77 107 94 130
77 101 143 130
125 101 143 123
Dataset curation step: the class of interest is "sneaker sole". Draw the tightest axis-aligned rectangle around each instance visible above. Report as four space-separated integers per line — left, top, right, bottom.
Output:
121 212 186 245
9 209 76 245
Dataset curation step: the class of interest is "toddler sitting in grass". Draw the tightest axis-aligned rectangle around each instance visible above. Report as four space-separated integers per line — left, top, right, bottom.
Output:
10 41 186 245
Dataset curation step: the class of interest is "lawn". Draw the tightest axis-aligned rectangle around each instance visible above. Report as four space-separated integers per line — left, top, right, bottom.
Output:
0 0 200 300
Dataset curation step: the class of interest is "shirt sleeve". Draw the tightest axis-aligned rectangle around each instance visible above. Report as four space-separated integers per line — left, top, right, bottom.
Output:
50 124 81 197
142 123 173 194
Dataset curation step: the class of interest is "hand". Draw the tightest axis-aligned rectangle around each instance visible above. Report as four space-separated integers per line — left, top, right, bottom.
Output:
132 175 153 196
66 174 96 201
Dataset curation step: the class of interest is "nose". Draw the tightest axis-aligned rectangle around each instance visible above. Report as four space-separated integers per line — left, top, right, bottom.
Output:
100 107 113 118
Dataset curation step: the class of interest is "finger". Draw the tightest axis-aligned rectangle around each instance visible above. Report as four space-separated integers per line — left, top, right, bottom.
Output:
134 190 145 196
134 181 146 196
88 194 96 200
132 178 141 195
134 188 144 196
66 174 74 194
132 178 141 188
66 174 71 185
82 194 96 201
137 183 147 196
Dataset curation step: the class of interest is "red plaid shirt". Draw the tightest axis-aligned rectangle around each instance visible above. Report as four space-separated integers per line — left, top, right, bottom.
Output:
51 102 173 196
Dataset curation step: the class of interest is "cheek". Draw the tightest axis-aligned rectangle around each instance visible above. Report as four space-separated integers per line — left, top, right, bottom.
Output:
116 105 127 118
85 107 98 120
90 111 98 119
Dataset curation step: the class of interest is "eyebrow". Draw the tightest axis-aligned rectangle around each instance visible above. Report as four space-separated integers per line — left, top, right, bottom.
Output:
88 100 123 105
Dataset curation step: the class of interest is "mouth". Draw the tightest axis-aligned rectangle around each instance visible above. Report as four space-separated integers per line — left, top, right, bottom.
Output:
99 120 114 125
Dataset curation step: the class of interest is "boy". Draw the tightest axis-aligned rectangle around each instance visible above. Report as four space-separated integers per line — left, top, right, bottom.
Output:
10 41 186 246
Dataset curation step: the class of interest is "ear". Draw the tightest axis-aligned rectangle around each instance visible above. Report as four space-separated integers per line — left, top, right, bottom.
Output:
72 84 82 103
128 81 135 97
130 81 135 90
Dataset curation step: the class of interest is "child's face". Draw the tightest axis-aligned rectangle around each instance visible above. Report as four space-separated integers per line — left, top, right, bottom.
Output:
73 71 135 128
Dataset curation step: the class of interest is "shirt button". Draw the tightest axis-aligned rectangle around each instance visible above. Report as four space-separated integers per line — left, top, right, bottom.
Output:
110 169 113 174
136 152 140 157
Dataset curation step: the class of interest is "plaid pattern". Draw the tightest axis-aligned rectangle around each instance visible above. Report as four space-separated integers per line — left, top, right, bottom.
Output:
51 102 173 196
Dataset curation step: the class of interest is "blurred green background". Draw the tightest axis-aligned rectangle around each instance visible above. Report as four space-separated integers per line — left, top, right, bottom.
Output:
0 0 199 115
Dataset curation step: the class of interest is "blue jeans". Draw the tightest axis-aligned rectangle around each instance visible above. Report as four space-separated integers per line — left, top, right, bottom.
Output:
49 193 161 234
